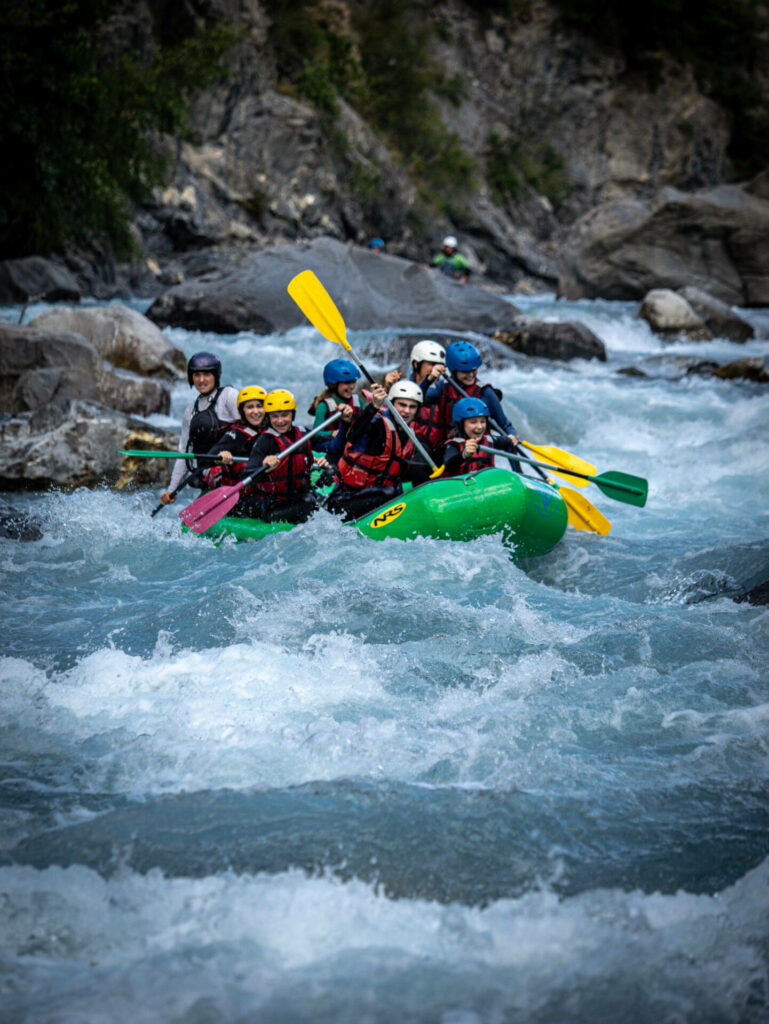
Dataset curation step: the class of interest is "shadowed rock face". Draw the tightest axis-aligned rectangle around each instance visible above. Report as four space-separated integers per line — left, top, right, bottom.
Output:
492 318 607 362
147 237 521 334
558 184 769 306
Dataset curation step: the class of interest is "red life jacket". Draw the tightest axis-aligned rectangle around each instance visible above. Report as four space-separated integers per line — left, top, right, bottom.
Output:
254 426 313 497
433 378 483 444
413 399 445 453
455 431 495 475
203 424 261 490
336 413 415 491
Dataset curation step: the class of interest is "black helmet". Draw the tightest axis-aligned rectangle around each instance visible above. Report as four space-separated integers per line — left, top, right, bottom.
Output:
187 351 221 387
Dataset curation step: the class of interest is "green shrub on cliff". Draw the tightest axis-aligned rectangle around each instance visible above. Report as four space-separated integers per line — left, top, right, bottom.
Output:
0 0 237 258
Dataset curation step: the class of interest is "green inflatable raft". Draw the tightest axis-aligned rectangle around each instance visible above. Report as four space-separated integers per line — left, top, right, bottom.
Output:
190 468 568 558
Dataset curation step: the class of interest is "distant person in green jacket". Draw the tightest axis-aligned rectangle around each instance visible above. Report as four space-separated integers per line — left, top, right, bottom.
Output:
431 235 469 283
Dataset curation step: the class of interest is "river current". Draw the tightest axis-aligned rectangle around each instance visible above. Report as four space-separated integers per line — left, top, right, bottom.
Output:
1 294 768 1023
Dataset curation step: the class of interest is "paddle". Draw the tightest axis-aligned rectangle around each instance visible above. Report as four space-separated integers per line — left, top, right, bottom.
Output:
150 466 203 518
179 411 343 533
445 372 610 532
119 449 247 462
287 270 444 479
479 446 647 507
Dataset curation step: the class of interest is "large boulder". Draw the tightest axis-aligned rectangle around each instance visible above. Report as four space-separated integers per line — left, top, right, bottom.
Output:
492 318 607 361
0 401 176 490
639 289 711 339
677 286 755 342
0 256 81 303
147 236 521 334
28 305 186 379
558 182 769 306
0 324 170 417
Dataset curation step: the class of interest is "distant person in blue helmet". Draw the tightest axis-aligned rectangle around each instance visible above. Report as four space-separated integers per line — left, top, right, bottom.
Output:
443 397 517 477
422 340 519 454
431 235 469 283
368 237 385 252
159 351 239 506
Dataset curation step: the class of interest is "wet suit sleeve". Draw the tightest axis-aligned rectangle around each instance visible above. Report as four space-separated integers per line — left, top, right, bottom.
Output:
344 403 379 447
443 439 464 476
422 378 444 406
245 433 278 477
168 403 194 490
312 400 336 437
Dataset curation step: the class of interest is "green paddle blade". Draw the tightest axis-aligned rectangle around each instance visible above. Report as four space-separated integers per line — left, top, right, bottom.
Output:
594 471 648 507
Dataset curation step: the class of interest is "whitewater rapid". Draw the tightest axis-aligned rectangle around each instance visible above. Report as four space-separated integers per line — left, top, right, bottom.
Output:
1 295 768 1022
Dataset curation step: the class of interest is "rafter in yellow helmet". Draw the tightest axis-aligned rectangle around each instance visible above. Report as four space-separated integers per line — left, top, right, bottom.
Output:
264 389 297 412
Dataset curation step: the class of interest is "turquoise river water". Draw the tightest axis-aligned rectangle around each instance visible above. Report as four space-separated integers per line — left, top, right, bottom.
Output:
1 294 768 1023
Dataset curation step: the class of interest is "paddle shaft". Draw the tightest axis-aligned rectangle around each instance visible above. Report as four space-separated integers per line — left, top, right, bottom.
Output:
479 446 646 500
121 449 247 462
150 465 203 517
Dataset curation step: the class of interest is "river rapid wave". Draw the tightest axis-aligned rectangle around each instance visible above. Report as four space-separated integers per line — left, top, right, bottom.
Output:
1 296 768 1022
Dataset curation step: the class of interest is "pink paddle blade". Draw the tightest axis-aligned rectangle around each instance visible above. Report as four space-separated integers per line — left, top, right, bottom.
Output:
178 483 243 533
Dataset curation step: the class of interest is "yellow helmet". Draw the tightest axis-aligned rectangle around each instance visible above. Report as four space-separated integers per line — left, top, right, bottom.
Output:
264 388 297 413
237 385 267 410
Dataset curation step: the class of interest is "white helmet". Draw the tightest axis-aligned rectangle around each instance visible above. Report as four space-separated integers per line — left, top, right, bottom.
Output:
442 235 458 248
388 380 423 404
410 339 446 365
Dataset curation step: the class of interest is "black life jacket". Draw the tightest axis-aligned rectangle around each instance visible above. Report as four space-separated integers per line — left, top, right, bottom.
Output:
336 413 415 491
254 426 313 498
188 388 229 454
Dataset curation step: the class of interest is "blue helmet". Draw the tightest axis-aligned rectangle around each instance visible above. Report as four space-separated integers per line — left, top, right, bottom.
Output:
323 358 361 386
368 237 385 250
446 341 482 373
187 351 221 387
452 397 489 424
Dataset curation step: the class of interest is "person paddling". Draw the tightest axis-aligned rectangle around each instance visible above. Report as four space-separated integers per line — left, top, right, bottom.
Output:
159 352 239 506
422 340 519 454
443 398 517 476
203 386 267 493
326 380 433 520
307 359 364 454
243 389 330 523
408 339 446 458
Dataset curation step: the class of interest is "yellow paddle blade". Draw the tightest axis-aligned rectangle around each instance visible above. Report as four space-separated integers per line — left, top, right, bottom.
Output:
287 270 351 351
430 464 445 479
559 486 611 536
521 441 596 488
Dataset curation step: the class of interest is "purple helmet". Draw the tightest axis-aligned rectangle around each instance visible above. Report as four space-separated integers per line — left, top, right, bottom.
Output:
187 351 221 387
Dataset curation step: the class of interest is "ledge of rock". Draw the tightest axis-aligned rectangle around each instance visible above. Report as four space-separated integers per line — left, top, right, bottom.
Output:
492 318 607 361
147 236 521 334
28 305 186 379
559 180 769 306
0 323 171 418
677 287 755 342
618 354 768 382
0 256 81 303
0 401 177 490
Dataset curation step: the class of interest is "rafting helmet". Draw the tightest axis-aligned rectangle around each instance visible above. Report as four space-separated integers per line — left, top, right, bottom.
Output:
187 351 221 387
368 237 385 250
323 359 361 386
410 339 446 367
237 385 267 412
264 389 297 414
452 397 489 424
446 341 482 373
388 380 423 404
442 235 458 249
